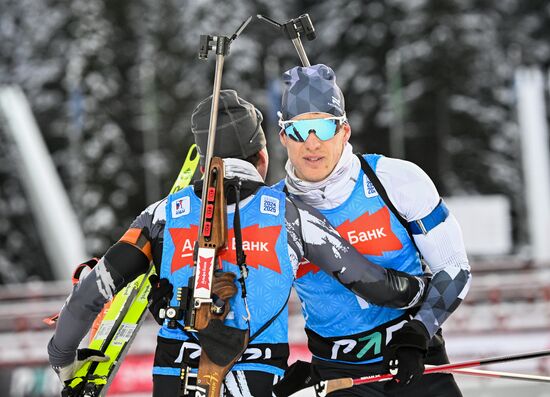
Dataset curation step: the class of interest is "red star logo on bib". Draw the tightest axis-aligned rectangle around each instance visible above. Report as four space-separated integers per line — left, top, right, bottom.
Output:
296 207 402 278
169 225 282 274
337 207 402 256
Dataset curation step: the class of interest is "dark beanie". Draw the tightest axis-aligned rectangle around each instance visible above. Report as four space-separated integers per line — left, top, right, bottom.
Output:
280 64 345 120
191 89 266 165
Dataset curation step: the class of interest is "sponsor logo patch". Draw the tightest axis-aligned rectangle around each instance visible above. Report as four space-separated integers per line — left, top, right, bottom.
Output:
171 196 190 218
196 254 213 290
260 195 279 216
337 207 402 256
363 175 378 198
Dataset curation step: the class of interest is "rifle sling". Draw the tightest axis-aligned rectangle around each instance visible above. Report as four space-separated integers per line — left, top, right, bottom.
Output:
225 178 291 344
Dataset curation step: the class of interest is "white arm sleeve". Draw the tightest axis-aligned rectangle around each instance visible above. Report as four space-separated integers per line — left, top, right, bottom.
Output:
376 157 469 273
376 157 471 336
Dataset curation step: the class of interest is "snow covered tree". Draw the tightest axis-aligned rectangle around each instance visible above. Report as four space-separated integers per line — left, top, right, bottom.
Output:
1 0 549 281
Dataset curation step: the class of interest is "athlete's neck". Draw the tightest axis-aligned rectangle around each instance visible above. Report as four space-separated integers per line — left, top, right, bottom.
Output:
285 143 360 210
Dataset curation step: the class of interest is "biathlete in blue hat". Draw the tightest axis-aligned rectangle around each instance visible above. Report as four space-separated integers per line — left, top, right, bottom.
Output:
273 64 471 397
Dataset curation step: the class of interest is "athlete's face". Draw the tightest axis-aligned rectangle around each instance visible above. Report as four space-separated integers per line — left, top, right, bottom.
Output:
279 112 351 182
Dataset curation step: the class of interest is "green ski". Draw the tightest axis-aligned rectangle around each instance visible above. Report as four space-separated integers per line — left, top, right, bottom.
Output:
63 144 199 397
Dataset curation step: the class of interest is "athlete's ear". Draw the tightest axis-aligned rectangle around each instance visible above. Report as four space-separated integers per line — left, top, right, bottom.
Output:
279 130 288 148
199 165 205 174
256 148 269 180
342 123 351 143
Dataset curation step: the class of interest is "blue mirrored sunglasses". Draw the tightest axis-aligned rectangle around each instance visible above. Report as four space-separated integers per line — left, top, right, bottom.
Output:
279 115 347 142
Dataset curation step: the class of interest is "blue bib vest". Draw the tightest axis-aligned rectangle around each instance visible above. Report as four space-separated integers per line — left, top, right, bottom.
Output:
156 185 293 376
279 154 423 364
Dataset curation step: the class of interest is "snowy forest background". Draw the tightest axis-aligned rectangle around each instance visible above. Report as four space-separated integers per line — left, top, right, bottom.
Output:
1 0 549 283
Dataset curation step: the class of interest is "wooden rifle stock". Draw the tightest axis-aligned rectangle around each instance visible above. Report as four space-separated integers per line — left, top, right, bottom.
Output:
187 156 227 332
188 157 249 397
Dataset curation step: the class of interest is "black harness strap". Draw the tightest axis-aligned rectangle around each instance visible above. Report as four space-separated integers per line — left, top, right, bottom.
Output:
249 289 291 344
357 154 412 238
357 154 426 258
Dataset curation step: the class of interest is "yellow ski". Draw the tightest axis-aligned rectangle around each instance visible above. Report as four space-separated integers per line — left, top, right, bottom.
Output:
63 144 199 396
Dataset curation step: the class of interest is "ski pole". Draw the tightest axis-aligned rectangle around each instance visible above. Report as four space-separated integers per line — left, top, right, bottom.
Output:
352 349 550 386
443 367 550 383
304 349 550 395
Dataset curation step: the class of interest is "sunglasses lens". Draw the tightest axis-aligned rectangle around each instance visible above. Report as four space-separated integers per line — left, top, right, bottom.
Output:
284 125 305 142
284 119 339 142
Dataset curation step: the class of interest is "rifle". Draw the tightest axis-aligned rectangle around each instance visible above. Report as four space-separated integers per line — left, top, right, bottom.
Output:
179 17 254 397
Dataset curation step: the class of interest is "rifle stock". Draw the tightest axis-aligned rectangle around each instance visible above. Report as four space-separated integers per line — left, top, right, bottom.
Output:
186 157 227 332
188 157 248 397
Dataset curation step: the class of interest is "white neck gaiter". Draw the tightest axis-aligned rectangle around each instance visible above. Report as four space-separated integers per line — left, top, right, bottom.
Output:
222 158 263 212
223 158 264 183
284 143 360 210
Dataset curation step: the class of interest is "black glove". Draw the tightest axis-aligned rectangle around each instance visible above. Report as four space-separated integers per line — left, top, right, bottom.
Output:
147 275 173 325
383 319 429 392
273 360 322 397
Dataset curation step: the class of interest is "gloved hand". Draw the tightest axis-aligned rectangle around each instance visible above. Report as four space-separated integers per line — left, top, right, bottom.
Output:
383 319 429 391
211 271 238 316
273 360 322 397
148 275 173 325
52 348 109 384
